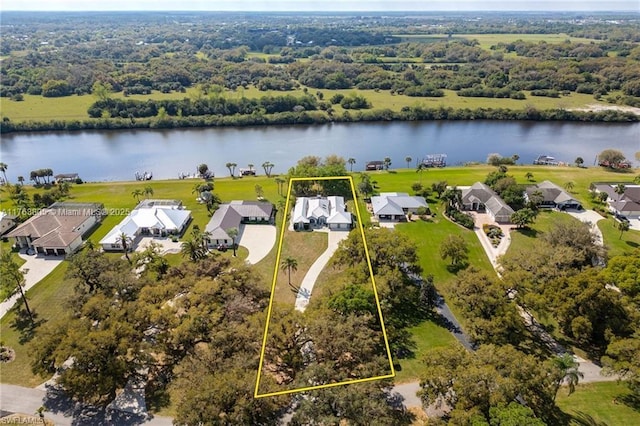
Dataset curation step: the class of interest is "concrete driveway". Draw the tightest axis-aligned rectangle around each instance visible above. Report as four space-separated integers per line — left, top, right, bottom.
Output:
0 252 63 319
564 209 604 246
238 224 277 265
294 230 350 312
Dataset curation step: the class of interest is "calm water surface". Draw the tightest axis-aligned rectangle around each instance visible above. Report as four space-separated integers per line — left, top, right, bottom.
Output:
1 121 638 181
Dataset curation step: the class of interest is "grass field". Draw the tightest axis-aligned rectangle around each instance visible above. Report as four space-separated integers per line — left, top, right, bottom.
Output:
556 381 640 425
394 33 601 50
1 166 639 424
0 86 612 123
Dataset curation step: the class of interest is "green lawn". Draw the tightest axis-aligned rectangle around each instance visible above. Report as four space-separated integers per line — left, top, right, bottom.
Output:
394 33 600 50
0 262 71 387
556 381 640 425
1 166 638 398
598 217 640 258
1 86 612 123
394 321 459 383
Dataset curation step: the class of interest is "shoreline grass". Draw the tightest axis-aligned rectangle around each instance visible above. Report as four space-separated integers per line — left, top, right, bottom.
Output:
0 87 614 123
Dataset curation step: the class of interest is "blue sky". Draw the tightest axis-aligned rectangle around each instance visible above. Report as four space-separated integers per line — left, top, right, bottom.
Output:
1 0 638 11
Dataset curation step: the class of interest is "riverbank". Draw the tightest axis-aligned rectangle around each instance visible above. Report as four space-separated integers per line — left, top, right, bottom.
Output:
2 105 638 135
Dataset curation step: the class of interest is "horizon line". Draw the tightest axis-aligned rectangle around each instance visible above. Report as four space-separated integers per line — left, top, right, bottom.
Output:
2 9 638 12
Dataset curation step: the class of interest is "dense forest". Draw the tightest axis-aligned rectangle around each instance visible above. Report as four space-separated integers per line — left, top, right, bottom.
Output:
1 11 639 132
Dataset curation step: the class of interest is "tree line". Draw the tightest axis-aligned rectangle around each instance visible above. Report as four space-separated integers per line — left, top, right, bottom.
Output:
2 105 637 134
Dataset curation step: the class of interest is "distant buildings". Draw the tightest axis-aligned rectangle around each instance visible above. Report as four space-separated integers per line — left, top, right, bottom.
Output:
365 161 384 171
100 200 191 252
7 202 104 255
593 183 640 219
371 192 428 221
292 196 352 231
205 201 274 247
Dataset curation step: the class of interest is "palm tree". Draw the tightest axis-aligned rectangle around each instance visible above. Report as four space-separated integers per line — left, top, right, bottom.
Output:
226 227 239 257
416 163 427 184
226 162 237 177
17 176 24 186
262 161 274 177
564 181 575 193
248 163 254 172
405 156 412 168
614 184 626 200
618 220 630 239
181 239 205 262
347 158 356 172
144 186 154 198
274 177 285 196
551 353 584 400
280 256 298 288
131 189 143 203
0 162 8 185
0 251 34 326
525 172 534 182
116 232 133 262
383 157 392 170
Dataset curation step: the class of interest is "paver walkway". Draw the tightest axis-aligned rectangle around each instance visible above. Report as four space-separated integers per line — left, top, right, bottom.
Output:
294 230 350 312
0 252 63 319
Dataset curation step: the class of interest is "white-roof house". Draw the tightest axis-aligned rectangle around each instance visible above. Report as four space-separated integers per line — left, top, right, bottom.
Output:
371 192 428 221
292 196 352 230
100 200 191 251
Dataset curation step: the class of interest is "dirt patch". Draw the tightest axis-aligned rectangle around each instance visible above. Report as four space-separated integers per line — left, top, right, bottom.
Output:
0 345 15 363
570 104 640 116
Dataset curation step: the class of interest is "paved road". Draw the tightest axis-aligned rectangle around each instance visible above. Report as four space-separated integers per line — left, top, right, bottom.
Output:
0 252 63 319
294 230 349 312
0 383 173 425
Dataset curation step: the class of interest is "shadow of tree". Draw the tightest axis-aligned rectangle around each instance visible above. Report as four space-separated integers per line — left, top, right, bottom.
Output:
617 392 640 412
569 410 609 426
11 307 46 344
446 262 468 274
43 385 152 426
626 241 639 248
516 227 539 238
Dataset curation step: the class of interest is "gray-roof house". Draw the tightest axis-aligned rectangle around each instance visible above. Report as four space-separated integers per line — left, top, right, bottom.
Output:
291 196 352 231
593 183 640 219
371 192 428 221
524 180 581 210
461 182 514 223
0 211 17 236
7 202 104 255
205 201 274 246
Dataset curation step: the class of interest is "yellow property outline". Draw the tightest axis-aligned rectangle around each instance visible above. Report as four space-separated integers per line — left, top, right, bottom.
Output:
254 176 395 398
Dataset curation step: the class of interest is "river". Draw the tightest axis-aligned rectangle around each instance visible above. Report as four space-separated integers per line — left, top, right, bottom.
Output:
0 121 638 182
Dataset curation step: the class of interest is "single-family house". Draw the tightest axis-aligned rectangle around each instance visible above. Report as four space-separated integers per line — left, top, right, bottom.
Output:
0 212 17 236
7 202 104 255
461 182 514 223
100 199 191 252
371 192 428 221
593 183 640 219
524 180 582 210
292 196 352 231
205 201 274 247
